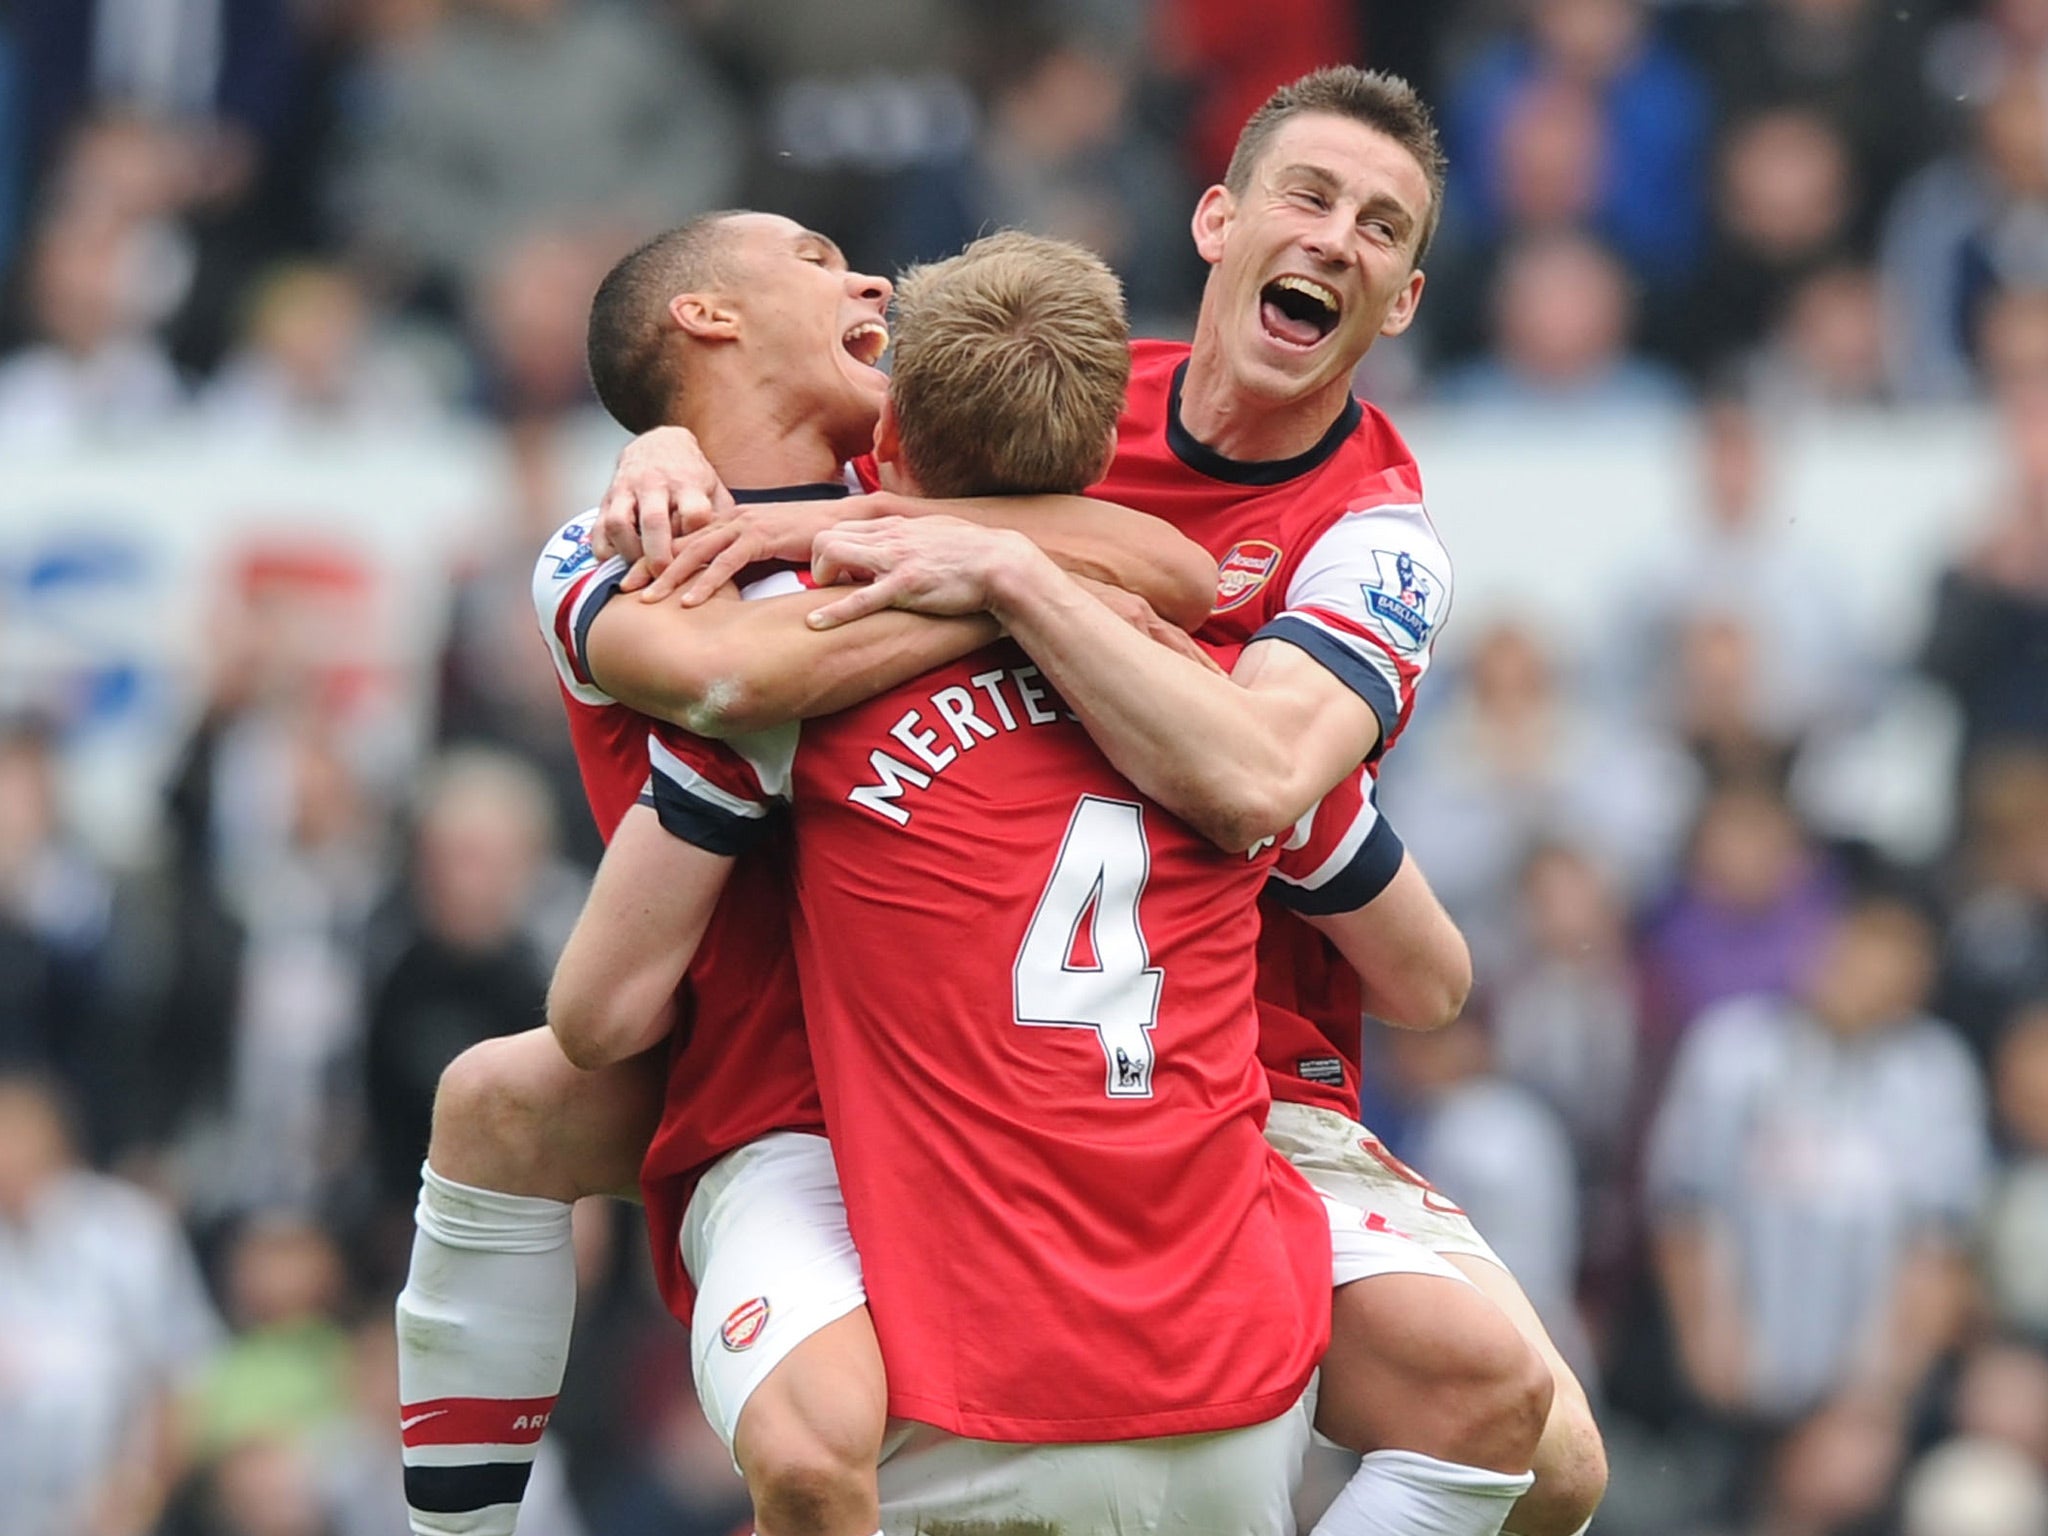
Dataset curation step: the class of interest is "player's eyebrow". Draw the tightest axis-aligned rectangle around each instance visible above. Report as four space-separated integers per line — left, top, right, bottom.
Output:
798 230 847 269
1274 162 1344 196
1276 163 1418 242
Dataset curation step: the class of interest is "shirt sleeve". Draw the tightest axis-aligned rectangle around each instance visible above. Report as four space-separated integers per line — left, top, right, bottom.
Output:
1264 767 1406 915
1251 501 1451 754
530 510 632 704
641 723 782 856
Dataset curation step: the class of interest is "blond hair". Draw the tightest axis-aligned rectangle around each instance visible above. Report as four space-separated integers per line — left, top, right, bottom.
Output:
888 232 1130 499
1224 67 1447 264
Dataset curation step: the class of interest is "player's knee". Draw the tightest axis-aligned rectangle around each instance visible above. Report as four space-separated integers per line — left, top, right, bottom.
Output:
1514 1396 1608 1536
1463 1320 1553 1471
429 1035 572 1197
1326 1275 1552 1472
738 1429 873 1536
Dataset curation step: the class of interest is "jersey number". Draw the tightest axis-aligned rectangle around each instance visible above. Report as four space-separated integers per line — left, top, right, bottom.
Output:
1013 796 1163 1098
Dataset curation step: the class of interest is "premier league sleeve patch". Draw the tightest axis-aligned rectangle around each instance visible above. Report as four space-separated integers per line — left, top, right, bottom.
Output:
1362 548 1444 654
543 518 598 581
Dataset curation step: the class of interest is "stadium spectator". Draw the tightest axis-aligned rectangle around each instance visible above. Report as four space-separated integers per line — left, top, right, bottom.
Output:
188 1216 356 1459
1639 782 1841 1036
0 715 118 1139
0 1070 223 1536
1433 229 1689 409
1420 75 1605 366
688 0 969 272
1922 376 2048 769
330 0 739 309
1379 617 1699 956
362 748 562 1219
200 261 451 435
1881 73 2048 400
0 206 183 443
1647 896 1987 1433
1744 262 1892 410
1984 1005 2048 1339
1383 1010 1597 1390
892 19 1198 322
466 226 611 425
1684 0 1933 220
1937 753 2048 1054
1486 843 1642 1186
1442 0 1711 282
1664 107 1858 382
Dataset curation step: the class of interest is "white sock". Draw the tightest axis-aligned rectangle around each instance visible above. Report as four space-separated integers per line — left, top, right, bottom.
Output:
1312 1449 1535 1536
396 1163 576 1536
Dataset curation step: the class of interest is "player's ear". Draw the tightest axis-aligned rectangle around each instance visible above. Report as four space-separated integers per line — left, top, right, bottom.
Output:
1191 185 1233 266
873 399 902 466
671 291 740 342
1378 267 1426 339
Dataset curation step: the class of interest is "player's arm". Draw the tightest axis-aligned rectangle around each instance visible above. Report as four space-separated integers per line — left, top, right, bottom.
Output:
1306 856 1471 1031
810 520 1378 851
587 583 999 739
547 802 733 1069
1264 774 1471 1031
591 425 1218 628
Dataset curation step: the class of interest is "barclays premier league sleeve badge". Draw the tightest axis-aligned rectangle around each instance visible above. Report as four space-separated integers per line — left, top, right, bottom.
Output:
1362 548 1442 654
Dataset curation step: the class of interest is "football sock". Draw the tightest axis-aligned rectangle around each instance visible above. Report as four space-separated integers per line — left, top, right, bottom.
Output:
396 1163 576 1536
1313 1449 1535 1536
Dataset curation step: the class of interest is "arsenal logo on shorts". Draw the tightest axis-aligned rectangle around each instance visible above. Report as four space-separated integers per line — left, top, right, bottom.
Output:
1213 540 1283 613
720 1296 771 1352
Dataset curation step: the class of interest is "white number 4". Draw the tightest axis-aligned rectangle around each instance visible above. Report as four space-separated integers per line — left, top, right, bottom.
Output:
1013 796 1163 1098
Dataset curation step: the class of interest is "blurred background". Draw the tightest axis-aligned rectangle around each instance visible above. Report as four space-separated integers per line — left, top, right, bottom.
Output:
0 0 2045 1533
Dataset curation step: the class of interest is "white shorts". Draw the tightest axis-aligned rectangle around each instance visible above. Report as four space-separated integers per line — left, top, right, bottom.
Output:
680 1131 867 1452
1267 1100 1505 1285
876 1387 1316 1536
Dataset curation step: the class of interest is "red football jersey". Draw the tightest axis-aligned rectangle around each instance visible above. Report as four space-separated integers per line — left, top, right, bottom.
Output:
1092 338 1455 1119
530 501 832 1324
648 636 1363 1443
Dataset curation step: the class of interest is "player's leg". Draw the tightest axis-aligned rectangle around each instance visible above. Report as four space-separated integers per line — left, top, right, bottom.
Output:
1445 1253 1606 1536
396 1027 662 1536
687 1133 885 1536
1310 1211 1547 1536
1270 1102 1607 1536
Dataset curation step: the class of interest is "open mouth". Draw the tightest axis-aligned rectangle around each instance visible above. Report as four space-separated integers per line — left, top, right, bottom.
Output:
1259 276 1341 349
842 320 889 369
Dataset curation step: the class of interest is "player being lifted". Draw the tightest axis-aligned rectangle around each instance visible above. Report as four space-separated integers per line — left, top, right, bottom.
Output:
553 228 1370 1532
401 65 1603 1536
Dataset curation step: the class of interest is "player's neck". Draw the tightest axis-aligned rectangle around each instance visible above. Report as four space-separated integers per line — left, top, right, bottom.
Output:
685 393 848 492
1179 328 1356 466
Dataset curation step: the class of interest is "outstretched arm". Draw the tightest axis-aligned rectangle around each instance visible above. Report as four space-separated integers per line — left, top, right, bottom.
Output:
809 520 1379 850
547 804 733 1068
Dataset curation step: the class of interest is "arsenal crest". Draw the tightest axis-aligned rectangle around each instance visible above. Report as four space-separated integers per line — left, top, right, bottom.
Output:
1213 540 1283 613
720 1296 771 1351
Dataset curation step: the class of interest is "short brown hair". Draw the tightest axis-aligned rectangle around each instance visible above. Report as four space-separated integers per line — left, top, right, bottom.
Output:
586 213 743 434
1224 67 1447 264
888 232 1130 499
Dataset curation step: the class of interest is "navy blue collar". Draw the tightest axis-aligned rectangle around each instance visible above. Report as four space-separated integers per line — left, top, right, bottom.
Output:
1165 361 1361 486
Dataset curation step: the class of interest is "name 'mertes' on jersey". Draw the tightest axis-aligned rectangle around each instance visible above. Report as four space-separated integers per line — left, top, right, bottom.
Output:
640 605 1401 1444
1092 338 1454 1118
530 498 836 1326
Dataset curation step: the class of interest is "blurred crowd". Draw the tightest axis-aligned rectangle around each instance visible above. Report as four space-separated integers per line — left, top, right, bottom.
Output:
3 1 2048 1534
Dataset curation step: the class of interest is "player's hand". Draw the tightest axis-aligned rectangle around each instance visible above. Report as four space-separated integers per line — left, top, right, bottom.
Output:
594 426 735 590
1071 578 1226 674
807 516 1034 627
640 494 889 607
